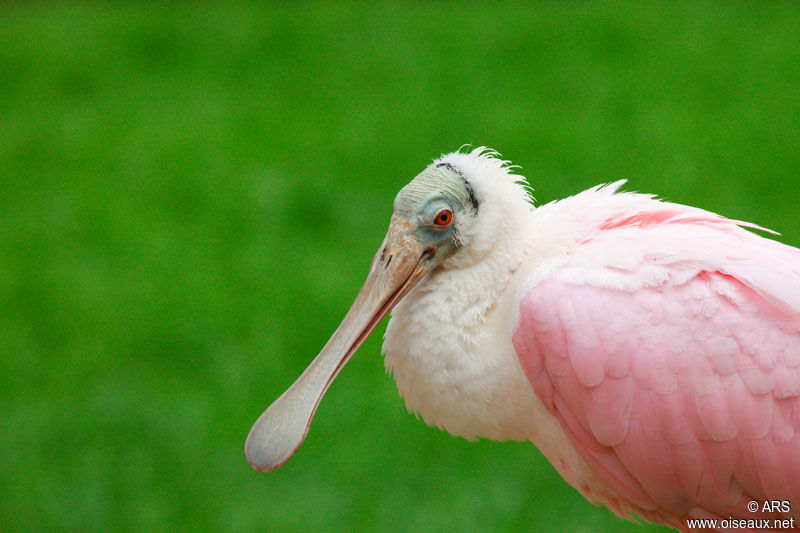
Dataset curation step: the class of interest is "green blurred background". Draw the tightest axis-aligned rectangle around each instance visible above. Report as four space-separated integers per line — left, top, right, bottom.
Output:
2 3 799 531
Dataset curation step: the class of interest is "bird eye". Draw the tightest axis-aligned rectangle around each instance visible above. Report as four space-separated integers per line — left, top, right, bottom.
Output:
434 209 453 227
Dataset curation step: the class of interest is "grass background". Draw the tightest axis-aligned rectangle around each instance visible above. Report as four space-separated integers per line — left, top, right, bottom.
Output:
2 3 800 531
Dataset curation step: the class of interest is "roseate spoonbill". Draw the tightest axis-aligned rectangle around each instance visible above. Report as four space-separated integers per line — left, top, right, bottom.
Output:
245 148 800 529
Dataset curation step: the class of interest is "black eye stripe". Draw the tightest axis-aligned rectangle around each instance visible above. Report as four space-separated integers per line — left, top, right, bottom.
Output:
435 162 479 212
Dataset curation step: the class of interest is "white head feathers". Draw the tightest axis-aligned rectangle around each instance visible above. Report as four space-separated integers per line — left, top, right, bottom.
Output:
432 147 535 268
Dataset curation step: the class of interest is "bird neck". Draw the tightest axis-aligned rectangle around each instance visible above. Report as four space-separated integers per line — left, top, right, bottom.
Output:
382 208 541 442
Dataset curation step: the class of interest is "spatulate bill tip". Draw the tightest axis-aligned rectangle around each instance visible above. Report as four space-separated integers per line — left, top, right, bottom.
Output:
243 435 297 473
245 455 285 473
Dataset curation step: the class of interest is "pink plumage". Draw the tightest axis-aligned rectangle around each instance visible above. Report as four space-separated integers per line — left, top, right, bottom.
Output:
249 149 800 532
512 186 800 527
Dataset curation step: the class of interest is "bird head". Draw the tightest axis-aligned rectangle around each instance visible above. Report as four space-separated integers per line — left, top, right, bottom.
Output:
245 148 532 471
390 161 477 266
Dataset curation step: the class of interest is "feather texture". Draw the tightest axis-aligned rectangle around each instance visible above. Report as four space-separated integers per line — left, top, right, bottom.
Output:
383 149 800 530
513 189 800 525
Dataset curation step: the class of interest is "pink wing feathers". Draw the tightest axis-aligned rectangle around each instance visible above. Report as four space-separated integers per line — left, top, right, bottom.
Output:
513 198 800 525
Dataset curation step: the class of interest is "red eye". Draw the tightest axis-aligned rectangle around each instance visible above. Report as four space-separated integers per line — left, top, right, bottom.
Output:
434 209 453 226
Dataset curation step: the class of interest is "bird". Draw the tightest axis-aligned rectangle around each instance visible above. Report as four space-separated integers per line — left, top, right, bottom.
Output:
245 147 800 530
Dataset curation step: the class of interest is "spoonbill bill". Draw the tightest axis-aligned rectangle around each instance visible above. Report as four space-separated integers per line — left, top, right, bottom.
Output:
246 148 800 529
